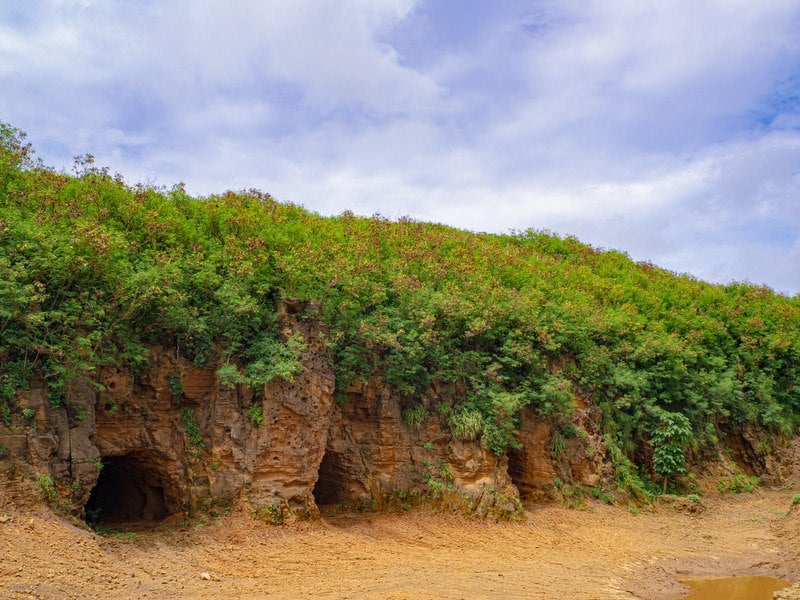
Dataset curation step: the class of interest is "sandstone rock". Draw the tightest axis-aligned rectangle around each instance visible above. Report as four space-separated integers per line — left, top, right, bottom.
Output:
0 302 337 522
0 302 673 523
318 378 519 517
508 402 610 503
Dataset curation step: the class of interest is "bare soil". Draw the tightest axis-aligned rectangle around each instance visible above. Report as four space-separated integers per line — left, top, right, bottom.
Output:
1 489 798 600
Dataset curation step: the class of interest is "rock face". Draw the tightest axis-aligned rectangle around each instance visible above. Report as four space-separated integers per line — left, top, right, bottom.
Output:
319 379 518 516
0 305 796 523
0 304 337 522
0 305 518 522
508 397 611 502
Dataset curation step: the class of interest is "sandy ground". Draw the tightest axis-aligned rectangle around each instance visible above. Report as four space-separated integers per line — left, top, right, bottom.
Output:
1 489 798 600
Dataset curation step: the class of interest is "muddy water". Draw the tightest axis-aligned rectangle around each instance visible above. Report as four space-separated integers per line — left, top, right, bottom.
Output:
679 576 790 600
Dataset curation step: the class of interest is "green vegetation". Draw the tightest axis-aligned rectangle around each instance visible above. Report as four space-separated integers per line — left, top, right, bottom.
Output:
37 473 57 506
717 473 760 494
2 123 800 497
180 407 204 454
168 371 184 403
402 404 430 430
422 460 456 495
550 431 567 458
448 408 483 441
591 487 613 505
93 528 139 540
255 499 283 525
246 403 264 427
648 406 693 492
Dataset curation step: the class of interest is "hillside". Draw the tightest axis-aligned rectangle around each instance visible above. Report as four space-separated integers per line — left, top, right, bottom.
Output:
1 121 799 521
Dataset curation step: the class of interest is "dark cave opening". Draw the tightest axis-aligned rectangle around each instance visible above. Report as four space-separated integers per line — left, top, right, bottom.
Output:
507 445 548 501
84 454 169 524
506 447 528 497
313 452 345 506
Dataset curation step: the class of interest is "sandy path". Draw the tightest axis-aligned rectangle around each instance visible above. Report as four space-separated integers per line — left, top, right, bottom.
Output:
1 490 798 599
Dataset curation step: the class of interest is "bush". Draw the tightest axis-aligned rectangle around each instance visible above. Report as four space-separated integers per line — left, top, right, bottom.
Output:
448 408 483 441
648 407 693 493
403 404 430 430
480 391 524 456
718 473 759 494
168 372 184 403
37 473 57 506
180 407 204 453
247 404 264 428
550 432 567 458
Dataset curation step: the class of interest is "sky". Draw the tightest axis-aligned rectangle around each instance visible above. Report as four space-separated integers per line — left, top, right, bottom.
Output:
1 1 800 295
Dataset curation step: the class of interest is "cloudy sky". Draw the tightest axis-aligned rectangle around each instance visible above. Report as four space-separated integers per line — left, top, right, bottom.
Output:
2 1 800 295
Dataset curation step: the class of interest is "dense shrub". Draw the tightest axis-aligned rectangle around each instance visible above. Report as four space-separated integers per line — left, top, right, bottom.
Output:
1 123 798 491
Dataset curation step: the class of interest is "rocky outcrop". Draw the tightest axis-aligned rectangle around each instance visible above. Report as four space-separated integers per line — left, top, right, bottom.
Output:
319 379 519 516
1 304 796 524
508 397 611 503
686 423 798 492
722 424 796 485
0 303 337 523
0 304 520 523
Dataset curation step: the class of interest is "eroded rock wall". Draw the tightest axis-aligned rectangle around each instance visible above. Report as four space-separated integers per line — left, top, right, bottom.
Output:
320 379 519 516
0 304 336 521
3 305 795 522
0 302 523 522
0 377 103 510
508 397 612 502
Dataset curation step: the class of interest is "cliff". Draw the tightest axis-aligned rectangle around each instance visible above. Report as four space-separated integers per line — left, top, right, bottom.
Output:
0 303 521 523
2 300 795 526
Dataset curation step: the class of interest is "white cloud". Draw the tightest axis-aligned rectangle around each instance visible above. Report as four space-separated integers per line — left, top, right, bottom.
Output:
1 0 800 294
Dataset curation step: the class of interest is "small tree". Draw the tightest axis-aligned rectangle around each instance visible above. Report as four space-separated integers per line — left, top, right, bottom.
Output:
648 406 693 493
0 122 37 185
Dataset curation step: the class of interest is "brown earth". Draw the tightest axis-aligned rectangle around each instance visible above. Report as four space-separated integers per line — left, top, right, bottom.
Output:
1 487 798 600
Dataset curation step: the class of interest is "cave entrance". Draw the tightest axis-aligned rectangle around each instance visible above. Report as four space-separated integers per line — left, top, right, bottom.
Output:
506 443 556 502
506 447 528 498
313 452 345 506
84 454 169 525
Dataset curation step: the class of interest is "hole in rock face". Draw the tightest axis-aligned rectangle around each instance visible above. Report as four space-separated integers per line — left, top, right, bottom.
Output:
506 447 524 485
313 452 345 506
84 454 169 524
506 442 560 502
506 446 533 498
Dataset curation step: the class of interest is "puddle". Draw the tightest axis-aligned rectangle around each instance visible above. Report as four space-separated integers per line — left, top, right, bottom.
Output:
679 576 790 600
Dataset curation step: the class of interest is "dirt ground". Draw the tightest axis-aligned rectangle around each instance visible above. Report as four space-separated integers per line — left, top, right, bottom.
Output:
1 489 798 600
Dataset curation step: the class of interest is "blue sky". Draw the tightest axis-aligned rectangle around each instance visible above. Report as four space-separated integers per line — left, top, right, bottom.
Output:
2 1 800 295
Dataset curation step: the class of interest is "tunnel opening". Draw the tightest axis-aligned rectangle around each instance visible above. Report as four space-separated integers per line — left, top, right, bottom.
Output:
84 454 169 525
506 442 558 503
506 446 528 498
313 451 346 506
